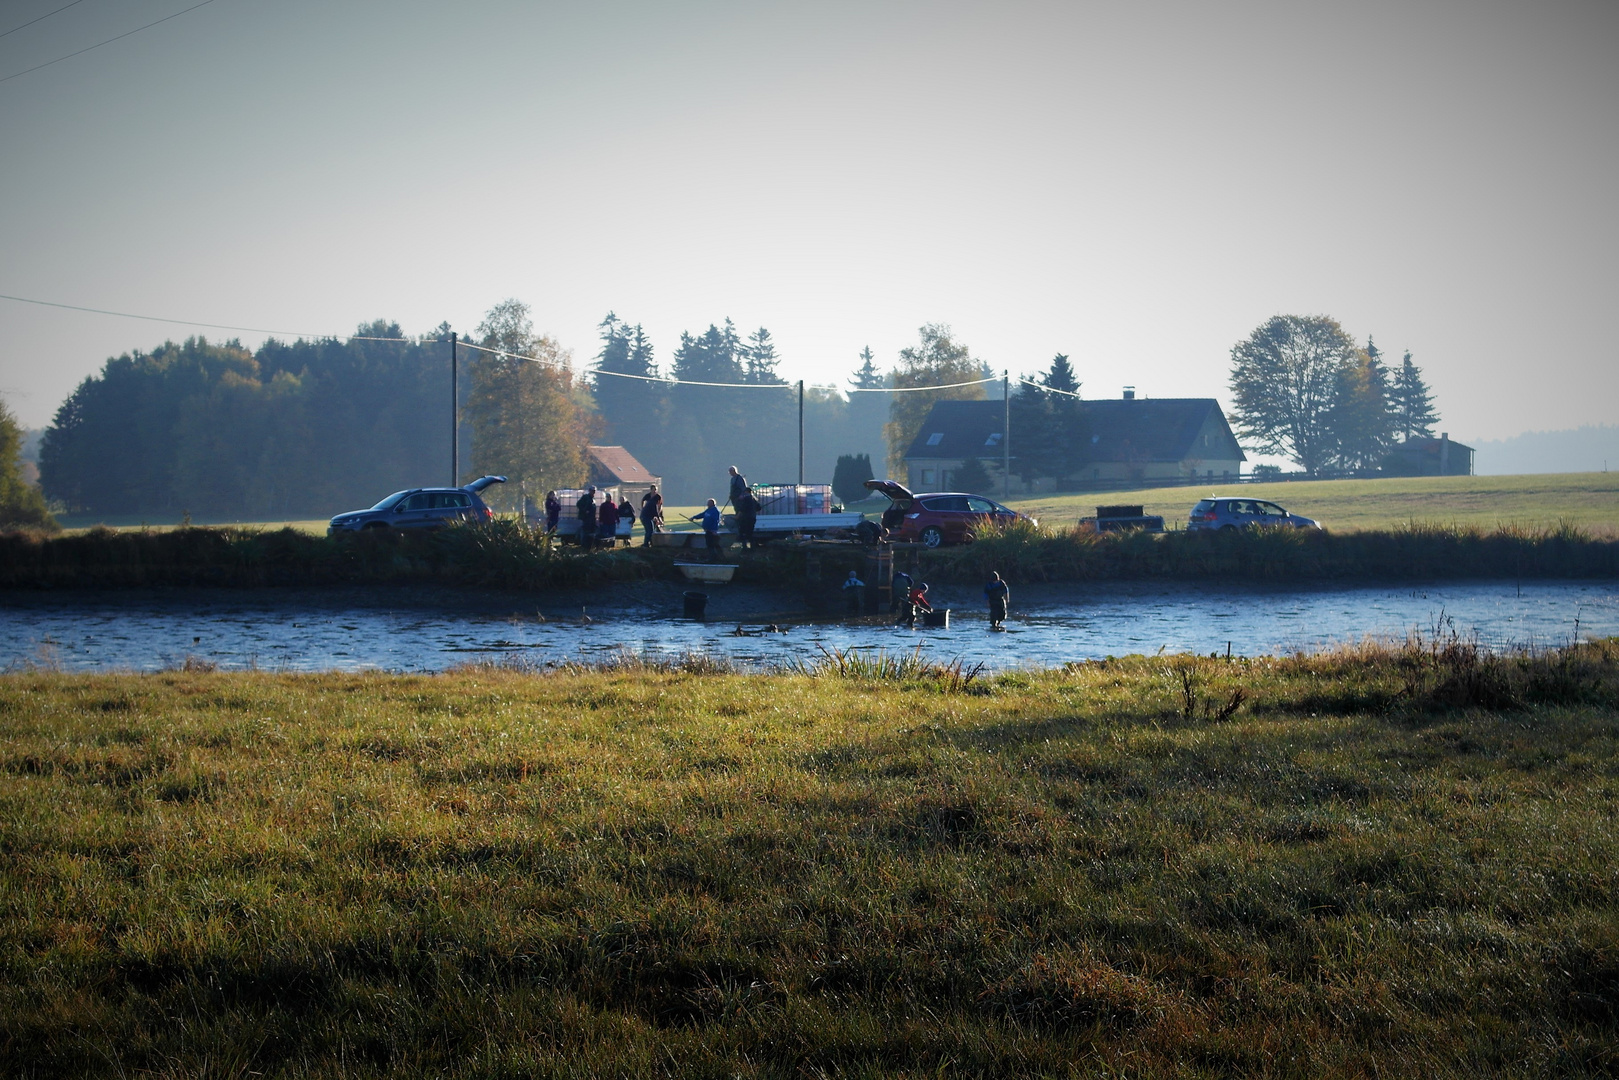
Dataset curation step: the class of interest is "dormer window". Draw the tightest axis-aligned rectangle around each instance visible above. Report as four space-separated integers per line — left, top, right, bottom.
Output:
984 433 1002 447
925 432 944 446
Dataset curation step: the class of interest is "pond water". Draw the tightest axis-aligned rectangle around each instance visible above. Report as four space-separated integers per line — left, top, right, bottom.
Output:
3 581 1616 673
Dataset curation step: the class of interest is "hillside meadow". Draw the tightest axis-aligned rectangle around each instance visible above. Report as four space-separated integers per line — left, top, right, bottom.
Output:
2 640 1618 1077
1006 472 1619 534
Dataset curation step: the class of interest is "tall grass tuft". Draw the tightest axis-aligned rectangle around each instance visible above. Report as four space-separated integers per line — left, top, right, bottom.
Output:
789 643 986 690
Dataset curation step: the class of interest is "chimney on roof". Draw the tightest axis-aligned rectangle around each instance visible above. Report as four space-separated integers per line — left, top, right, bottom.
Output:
1122 386 1135 400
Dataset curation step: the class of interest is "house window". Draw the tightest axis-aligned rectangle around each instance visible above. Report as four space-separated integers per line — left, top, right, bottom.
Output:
920 469 935 485
925 433 944 447
984 433 1002 447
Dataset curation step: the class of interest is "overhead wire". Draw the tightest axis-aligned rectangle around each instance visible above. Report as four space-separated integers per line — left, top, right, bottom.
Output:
0 0 218 85
0 0 89 40
3 290 1042 395
1019 377 1084 399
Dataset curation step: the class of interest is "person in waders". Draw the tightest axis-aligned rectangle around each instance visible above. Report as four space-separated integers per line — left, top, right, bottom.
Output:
984 571 1010 630
842 570 865 615
903 582 932 627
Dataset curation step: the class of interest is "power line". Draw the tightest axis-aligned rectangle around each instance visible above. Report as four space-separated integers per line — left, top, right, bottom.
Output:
0 0 218 85
3 289 1019 395
1019 377 1083 399
0 0 89 40
0 291 328 338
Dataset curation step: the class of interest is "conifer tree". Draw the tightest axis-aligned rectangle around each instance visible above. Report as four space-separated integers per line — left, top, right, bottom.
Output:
1327 339 1397 471
1391 350 1439 441
744 328 783 384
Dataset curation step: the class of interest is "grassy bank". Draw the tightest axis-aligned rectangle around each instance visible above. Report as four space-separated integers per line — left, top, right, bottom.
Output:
4 518 1615 592
2 640 1617 1076
1008 471 1619 533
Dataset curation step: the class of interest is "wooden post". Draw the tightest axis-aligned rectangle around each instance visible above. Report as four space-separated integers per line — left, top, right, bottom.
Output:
1003 369 1010 500
450 332 459 486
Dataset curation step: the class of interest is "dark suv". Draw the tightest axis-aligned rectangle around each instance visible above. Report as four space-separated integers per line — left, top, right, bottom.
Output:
864 480 1034 547
328 476 506 534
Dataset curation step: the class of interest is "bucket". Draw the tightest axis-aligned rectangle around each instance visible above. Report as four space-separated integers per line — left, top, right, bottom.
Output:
922 608 950 628
683 591 708 619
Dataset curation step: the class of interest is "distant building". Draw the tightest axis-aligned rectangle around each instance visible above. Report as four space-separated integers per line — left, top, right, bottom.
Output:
587 445 662 501
1381 433 1474 477
902 391 1245 493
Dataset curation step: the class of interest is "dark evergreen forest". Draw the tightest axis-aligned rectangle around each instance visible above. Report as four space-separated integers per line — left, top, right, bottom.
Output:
40 322 458 520
38 316 894 519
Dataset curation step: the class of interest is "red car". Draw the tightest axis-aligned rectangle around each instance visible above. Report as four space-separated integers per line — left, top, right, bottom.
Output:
863 480 1036 547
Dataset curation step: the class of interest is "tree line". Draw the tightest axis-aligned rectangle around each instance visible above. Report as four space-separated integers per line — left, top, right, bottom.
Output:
1228 315 1438 475
33 304 904 518
29 302 1442 523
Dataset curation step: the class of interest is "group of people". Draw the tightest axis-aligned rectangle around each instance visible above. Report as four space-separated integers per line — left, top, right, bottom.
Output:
540 485 665 549
845 568 1009 629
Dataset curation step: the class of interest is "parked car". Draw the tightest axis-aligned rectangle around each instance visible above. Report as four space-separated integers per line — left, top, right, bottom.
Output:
863 480 1036 547
1187 496 1320 531
328 476 506 534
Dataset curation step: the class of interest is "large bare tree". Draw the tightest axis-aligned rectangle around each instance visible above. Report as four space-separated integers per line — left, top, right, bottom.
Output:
466 299 592 510
1228 315 1357 475
882 324 986 479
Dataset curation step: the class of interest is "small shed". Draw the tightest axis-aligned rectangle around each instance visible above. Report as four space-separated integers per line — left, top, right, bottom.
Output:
587 445 662 502
1382 434 1474 477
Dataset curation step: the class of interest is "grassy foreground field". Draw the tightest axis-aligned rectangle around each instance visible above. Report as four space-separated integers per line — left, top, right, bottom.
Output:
1007 472 1619 533
3 643 1618 1077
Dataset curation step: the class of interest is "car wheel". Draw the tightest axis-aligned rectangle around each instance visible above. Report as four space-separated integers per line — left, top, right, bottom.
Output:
920 526 944 548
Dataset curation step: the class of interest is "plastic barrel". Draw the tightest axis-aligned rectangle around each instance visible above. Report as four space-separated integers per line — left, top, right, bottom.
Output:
922 609 950 628
683 591 708 619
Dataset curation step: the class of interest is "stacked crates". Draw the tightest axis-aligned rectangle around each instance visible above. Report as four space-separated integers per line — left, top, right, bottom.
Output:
752 484 833 515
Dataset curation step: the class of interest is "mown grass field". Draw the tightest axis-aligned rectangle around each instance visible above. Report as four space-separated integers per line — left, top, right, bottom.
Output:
1007 472 1619 533
3 642 1618 1077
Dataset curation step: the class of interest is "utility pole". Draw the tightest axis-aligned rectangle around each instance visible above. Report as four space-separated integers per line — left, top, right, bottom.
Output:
1003 369 1011 501
450 332 459 487
798 379 805 486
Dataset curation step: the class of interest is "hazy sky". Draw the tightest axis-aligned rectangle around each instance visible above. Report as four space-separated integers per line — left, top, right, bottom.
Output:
2 0 1615 449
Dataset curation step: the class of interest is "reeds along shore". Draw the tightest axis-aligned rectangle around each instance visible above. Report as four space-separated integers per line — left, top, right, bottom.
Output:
0 518 1615 590
2 638 1617 1076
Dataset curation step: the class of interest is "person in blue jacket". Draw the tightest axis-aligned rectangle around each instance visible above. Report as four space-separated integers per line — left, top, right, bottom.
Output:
690 498 723 558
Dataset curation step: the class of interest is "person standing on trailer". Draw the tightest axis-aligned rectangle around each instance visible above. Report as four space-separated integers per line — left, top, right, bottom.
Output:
576 487 597 550
727 466 749 511
639 484 663 545
984 571 1010 630
597 492 619 549
735 487 760 549
543 490 562 535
